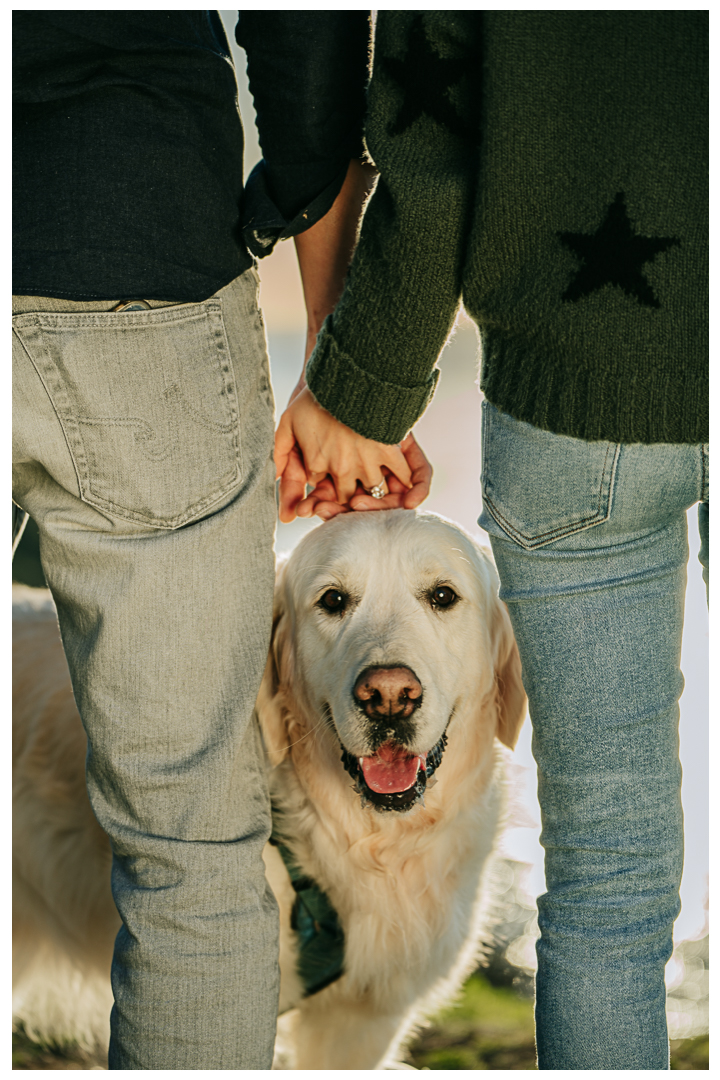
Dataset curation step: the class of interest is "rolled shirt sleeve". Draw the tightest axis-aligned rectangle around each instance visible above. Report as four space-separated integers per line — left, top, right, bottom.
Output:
236 11 370 256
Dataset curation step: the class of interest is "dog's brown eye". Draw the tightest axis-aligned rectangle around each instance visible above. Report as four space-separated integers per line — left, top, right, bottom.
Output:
319 589 345 613
432 586 457 608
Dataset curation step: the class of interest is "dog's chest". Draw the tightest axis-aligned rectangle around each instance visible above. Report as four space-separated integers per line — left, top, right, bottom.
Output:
285 820 487 985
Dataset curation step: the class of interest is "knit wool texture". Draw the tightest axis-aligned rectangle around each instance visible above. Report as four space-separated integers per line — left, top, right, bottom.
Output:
305 11 708 446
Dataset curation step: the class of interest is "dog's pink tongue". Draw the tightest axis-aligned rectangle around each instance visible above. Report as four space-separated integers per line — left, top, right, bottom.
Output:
360 743 425 793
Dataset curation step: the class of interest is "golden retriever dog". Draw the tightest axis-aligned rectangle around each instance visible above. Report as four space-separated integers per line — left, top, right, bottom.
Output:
13 509 526 1069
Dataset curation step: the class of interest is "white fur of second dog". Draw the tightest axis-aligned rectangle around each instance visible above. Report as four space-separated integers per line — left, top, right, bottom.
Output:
12 509 527 1070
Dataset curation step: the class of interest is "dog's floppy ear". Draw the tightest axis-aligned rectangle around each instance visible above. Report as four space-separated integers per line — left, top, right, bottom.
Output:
492 599 527 750
255 555 294 767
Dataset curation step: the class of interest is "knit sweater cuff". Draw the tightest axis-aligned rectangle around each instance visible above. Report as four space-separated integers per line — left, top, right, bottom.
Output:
305 317 440 444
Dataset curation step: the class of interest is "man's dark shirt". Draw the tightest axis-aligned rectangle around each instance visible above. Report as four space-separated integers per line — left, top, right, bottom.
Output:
13 11 369 302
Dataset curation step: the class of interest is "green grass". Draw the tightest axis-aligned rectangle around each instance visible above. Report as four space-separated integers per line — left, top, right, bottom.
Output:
405 973 709 1071
406 972 537 1070
670 1035 709 1070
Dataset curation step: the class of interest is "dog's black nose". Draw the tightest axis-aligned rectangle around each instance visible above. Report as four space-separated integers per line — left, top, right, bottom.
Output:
353 666 423 721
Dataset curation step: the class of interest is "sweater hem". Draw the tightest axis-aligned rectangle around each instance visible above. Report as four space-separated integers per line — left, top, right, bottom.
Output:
480 339 709 445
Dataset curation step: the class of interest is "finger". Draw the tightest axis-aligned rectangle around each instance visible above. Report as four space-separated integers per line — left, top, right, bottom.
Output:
350 491 404 512
400 433 433 508
278 478 307 522
302 472 331 509
314 501 351 521
297 490 349 519
307 476 338 499
297 476 339 517
402 461 432 507
400 432 432 480
274 413 297 480
362 467 408 500
351 449 411 498
385 472 410 494
333 470 363 506
376 445 413 490
402 479 430 509
278 445 308 523
362 473 391 502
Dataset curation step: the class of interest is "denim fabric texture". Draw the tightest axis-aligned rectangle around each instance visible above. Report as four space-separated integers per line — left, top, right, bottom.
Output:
12 270 280 1069
479 400 709 1070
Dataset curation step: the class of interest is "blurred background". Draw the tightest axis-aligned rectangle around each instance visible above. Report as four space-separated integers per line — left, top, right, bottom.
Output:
12 13 708 1070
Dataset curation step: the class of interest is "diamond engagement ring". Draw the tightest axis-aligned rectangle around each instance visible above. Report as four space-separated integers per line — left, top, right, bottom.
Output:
370 482 387 500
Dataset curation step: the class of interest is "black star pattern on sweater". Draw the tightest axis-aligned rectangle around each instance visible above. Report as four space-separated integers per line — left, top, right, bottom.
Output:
382 16 476 139
558 192 679 309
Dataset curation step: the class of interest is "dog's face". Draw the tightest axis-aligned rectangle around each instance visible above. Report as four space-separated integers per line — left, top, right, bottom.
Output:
260 510 525 813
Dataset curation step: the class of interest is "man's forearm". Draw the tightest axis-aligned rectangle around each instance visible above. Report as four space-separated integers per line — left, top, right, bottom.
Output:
293 158 377 369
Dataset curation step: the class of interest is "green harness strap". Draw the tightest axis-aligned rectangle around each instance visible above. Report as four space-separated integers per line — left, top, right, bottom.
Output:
269 830 345 998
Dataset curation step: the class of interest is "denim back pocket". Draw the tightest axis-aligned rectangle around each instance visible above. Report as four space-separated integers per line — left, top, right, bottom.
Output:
13 300 242 529
481 401 620 549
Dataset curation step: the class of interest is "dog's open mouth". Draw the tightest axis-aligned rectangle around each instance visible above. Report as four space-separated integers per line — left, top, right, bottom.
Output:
341 734 448 813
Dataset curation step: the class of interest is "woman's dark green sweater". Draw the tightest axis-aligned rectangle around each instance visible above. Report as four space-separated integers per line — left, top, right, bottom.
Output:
305 10 708 446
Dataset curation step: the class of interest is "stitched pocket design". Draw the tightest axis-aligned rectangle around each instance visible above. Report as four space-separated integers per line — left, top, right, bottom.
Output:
13 300 242 529
481 401 619 549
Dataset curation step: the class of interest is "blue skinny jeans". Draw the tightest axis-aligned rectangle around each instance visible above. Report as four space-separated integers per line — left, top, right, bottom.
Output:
479 401 708 1070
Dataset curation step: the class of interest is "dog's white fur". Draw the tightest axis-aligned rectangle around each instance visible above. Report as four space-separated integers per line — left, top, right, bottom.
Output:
12 510 526 1069
13 587 117 1057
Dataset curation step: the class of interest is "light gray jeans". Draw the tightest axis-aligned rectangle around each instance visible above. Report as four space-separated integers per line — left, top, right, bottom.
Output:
12 270 280 1069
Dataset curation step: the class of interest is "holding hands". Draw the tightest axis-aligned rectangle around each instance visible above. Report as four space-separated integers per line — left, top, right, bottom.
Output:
274 383 432 523
271 157 433 523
